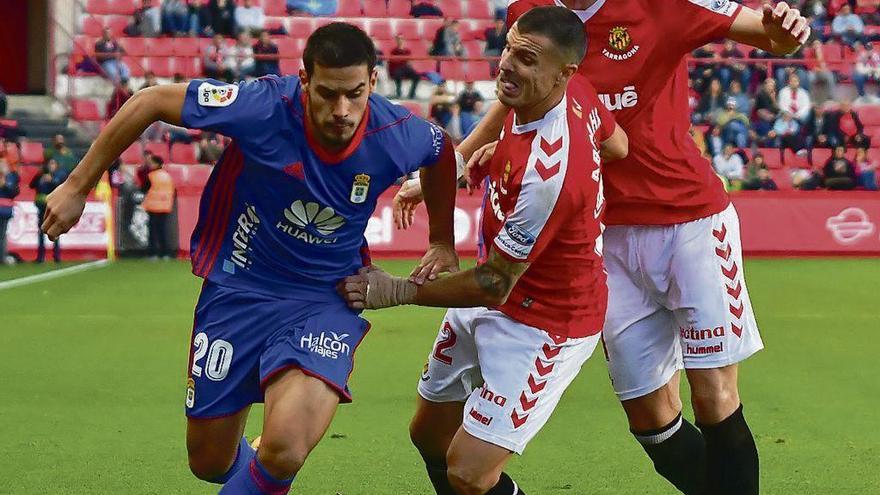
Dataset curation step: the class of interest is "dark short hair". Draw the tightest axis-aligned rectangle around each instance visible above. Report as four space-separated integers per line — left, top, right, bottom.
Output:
516 6 586 65
303 22 377 76
150 153 164 166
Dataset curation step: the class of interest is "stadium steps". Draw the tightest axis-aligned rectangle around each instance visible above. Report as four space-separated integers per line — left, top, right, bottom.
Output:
10 108 93 162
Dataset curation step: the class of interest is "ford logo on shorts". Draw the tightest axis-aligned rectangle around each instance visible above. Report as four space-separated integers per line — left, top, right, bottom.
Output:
504 223 536 246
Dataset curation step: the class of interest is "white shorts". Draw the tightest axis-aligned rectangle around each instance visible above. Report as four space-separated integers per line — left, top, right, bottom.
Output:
417 307 600 454
603 203 764 401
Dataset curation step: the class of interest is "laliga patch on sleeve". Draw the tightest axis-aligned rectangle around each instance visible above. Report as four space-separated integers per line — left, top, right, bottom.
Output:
688 0 738 17
198 82 239 107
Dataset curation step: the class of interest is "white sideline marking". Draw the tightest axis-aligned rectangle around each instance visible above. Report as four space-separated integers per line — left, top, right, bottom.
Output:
0 260 110 291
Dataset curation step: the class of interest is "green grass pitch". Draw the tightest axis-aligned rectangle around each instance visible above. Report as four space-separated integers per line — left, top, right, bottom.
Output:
1 258 878 494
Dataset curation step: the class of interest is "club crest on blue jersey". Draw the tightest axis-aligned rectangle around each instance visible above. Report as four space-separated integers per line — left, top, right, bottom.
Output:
350 173 371 204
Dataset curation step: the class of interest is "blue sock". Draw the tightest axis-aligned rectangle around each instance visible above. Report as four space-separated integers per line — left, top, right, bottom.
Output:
217 456 294 495
210 437 256 484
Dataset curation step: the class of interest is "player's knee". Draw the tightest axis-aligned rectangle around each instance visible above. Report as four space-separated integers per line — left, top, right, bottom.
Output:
187 452 232 482
690 382 740 423
623 385 683 431
446 463 496 495
256 438 308 479
409 417 433 455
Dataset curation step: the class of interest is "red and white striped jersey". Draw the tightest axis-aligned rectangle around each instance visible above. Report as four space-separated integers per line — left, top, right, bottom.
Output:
482 75 615 338
507 0 743 226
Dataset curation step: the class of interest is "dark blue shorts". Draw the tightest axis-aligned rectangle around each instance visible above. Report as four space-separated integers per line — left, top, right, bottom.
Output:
184 281 370 418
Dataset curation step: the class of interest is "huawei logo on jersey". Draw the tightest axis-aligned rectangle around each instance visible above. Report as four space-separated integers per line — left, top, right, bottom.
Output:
598 86 639 112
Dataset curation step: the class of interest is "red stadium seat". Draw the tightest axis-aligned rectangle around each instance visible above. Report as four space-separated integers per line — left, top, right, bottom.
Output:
336 0 363 17
123 56 146 77
71 99 103 121
437 0 463 19
857 105 880 127
164 164 187 185
376 39 397 57
118 37 147 56
264 17 286 33
82 16 105 37
171 143 198 165
399 101 425 117
388 0 413 17
369 20 395 41
174 38 201 57
288 18 315 38
410 59 438 75
72 35 96 57
770 168 793 191
347 19 368 33
106 15 130 36
421 18 444 40
408 40 430 57
175 57 201 78
86 0 112 15
263 0 287 16
120 142 144 164
865 126 880 147
439 60 466 81
396 19 422 40
148 38 176 57
463 41 483 58
276 38 304 58
4 143 20 165
187 165 214 185
466 0 493 19
757 148 783 169
146 57 174 77
464 60 492 82
363 1 388 17
280 58 302 75
107 0 138 15
144 141 170 163
783 149 809 169
811 148 832 168
20 142 45 165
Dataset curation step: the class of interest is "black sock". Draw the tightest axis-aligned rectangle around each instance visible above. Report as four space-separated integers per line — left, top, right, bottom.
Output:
698 403 759 495
424 459 456 495
485 472 525 495
633 413 706 495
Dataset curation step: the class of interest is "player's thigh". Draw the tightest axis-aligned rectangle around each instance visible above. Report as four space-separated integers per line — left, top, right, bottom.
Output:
259 367 340 471
463 311 600 456
685 364 740 424
417 307 482 405
409 396 465 460
186 406 251 477
446 427 514 493
667 204 763 373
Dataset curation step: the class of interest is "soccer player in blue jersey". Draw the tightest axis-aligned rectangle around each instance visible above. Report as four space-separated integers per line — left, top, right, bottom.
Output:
42 23 459 494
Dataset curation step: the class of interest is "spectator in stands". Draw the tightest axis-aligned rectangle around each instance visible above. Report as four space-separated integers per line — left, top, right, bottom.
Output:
716 98 750 148
430 18 452 56
209 0 236 37
253 31 280 78
203 34 230 81
824 145 858 190
0 85 6 117
753 77 780 138
457 81 484 138
690 44 719 94
853 42 880 101
161 0 190 36
198 132 224 163
411 1 444 18
389 36 421 100
806 40 837 107
235 0 265 36
695 78 726 124
189 0 214 37
838 100 871 148
444 20 465 57
224 32 256 81
125 0 161 37
808 104 842 149
792 165 822 190
855 147 878 190
832 4 865 45
141 154 176 260
0 159 19 265
713 143 745 188
31 159 66 263
718 41 750 90
94 28 131 84
754 166 778 191
106 78 133 119
778 73 811 123
705 125 724 158
140 70 159 91
803 0 828 36
429 82 456 129
742 153 767 190
483 19 507 76
44 135 78 173
771 110 803 152
727 80 751 115
491 0 507 20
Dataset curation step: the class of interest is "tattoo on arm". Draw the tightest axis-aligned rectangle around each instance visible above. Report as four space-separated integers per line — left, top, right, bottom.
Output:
474 249 530 301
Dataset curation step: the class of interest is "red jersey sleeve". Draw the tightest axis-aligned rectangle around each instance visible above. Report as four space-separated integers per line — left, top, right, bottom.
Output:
658 0 743 54
506 0 545 28
492 162 576 263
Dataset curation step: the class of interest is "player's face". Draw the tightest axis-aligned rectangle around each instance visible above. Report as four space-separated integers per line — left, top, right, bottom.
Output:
496 26 569 110
300 64 377 148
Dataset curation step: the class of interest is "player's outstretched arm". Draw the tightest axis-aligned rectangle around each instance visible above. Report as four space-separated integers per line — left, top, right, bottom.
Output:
729 2 810 56
339 248 528 310
600 125 628 163
42 84 187 240
410 134 460 284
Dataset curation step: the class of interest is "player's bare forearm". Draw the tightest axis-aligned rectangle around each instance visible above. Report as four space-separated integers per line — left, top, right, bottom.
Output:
420 134 457 246
66 84 187 194
413 249 528 308
600 125 628 162
457 101 508 161
729 3 810 56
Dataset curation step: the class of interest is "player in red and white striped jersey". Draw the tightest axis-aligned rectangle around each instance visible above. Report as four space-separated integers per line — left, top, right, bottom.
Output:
395 1 811 494
341 7 627 494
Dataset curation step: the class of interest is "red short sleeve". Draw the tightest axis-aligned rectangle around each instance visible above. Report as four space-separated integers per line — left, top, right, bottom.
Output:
660 0 743 54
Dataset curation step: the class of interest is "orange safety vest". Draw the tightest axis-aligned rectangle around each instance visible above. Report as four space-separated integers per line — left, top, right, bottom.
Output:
142 169 175 214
